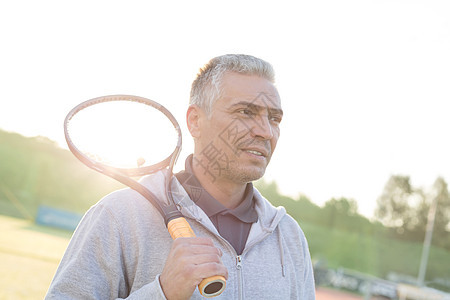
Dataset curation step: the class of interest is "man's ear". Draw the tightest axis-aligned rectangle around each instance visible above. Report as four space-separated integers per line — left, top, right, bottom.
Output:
186 105 202 138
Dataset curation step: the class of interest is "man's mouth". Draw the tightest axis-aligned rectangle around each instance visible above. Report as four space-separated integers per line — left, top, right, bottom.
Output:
245 150 264 156
242 148 269 158
236 138 270 158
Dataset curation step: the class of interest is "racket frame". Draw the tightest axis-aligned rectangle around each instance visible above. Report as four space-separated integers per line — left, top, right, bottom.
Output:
64 95 182 223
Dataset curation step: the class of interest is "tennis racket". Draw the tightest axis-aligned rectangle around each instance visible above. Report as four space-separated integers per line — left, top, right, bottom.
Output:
64 94 226 298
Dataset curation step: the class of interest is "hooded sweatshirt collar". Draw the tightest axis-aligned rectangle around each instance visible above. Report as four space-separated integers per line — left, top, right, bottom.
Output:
175 155 257 224
140 169 287 253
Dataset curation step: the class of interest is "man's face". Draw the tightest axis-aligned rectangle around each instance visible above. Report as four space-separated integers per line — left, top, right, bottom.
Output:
194 72 283 185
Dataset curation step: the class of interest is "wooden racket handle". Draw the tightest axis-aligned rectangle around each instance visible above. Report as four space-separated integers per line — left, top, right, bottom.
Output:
167 218 227 297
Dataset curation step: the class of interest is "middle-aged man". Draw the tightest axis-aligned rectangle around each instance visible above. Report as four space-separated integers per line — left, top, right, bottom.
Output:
45 54 315 299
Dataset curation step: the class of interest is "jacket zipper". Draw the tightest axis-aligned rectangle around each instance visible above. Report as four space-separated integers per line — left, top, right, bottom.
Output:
236 255 243 300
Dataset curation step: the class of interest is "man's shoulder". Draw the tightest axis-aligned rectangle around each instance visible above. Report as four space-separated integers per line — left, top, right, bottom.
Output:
278 212 305 237
98 171 167 209
98 187 147 210
277 212 312 256
91 179 164 223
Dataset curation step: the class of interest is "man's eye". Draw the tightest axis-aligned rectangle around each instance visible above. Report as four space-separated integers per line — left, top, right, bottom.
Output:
270 115 282 124
238 109 255 116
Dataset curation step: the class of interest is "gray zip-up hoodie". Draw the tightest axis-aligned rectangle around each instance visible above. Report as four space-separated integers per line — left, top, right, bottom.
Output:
46 171 315 299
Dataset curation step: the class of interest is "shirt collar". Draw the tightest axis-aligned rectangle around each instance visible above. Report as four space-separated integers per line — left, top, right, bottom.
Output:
175 155 257 223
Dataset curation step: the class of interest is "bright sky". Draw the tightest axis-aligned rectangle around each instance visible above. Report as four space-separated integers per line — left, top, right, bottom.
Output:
1 0 449 218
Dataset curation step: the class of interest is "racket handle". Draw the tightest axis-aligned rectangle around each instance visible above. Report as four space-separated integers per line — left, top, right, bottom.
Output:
167 217 227 298
167 216 196 239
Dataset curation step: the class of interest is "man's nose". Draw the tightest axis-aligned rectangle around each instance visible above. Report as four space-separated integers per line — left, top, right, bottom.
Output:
250 115 273 140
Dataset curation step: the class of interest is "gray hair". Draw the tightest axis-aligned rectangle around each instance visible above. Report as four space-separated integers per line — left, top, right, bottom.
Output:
190 54 275 116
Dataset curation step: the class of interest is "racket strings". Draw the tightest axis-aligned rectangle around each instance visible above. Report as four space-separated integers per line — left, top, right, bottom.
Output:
65 97 181 172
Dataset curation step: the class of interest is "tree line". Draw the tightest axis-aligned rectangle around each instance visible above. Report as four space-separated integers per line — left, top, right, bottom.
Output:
0 129 122 218
1 128 449 251
255 175 450 251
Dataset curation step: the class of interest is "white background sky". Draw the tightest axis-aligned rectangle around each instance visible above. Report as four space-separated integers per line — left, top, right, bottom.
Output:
1 0 449 218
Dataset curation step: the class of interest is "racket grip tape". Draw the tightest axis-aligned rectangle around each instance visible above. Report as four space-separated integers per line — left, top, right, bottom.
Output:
167 217 227 298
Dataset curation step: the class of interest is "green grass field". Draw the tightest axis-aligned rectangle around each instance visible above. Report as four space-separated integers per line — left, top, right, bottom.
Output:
0 215 71 299
1 213 449 299
0 214 364 300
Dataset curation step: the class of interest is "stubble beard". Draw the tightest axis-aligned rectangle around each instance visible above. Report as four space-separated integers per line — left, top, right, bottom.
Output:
225 136 273 183
195 129 274 184
223 160 268 184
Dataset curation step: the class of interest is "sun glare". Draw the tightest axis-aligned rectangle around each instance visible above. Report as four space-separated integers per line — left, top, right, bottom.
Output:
68 100 179 170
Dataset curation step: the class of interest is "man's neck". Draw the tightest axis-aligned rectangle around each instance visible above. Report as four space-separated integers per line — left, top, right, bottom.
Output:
191 160 247 210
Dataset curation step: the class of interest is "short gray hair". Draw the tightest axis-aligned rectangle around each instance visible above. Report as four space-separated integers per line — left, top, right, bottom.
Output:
190 54 275 116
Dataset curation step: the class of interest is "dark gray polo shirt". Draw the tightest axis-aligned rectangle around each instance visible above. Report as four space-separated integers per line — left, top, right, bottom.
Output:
175 155 258 255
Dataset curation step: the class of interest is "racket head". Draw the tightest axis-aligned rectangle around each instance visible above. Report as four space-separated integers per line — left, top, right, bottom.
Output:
64 95 182 177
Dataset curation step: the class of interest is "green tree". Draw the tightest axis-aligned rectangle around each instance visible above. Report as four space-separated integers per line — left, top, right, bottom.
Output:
323 197 359 230
375 175 419 234
428 177 450 248
375 175 450 249
0 129 121 218
324 197 358 216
